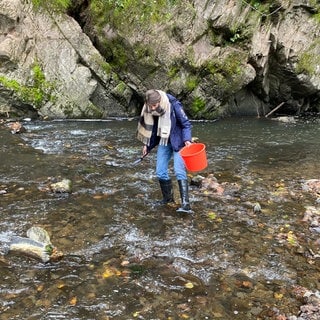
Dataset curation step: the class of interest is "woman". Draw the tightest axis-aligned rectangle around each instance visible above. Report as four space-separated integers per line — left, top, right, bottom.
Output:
136 89 193 213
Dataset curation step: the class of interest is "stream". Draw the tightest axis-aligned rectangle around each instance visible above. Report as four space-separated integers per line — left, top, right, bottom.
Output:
0 117 320 320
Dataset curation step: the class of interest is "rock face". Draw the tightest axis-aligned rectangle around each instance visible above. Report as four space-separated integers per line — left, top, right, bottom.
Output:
0 0 134 119
0 0 320 119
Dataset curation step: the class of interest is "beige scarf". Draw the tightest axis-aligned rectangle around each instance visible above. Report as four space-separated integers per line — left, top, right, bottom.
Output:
137 90 171 146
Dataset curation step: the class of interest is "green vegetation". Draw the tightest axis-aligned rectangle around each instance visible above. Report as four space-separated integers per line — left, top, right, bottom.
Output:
27 0 71 12
207 19 253 48
313 13 320 24
295 38 320 75
310 0 320 20
45 244 54 255
296 52 314 75
108 39 130 69
185 75 198 91
242 0 276 16
203 51 246 80
249 0 261 10
112 81 128 99
296 51 320 75
167 65 180 79
191 96 206 115
228 24 252 44
89 0 180 31
0 63 54 109
190 96 223 119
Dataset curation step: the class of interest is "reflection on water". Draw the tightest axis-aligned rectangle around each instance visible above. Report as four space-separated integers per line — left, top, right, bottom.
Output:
0 117 320 319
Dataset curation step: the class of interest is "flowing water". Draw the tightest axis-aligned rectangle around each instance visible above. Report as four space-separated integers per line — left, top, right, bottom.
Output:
0 117 320 320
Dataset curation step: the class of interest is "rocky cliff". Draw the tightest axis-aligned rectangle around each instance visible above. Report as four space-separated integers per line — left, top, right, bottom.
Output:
0 0 320 119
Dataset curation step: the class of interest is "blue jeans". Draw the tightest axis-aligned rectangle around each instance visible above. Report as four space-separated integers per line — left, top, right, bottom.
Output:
156 144 187 180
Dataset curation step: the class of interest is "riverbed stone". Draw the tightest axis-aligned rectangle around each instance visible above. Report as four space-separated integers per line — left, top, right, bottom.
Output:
50 178 72 193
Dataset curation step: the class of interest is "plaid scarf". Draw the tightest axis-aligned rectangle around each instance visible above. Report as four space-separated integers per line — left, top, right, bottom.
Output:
136 90 171 146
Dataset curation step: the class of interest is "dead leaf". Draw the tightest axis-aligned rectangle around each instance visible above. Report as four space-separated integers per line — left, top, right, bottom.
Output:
185 282 194 289
274 292 283 300
69 296 77 305
102 266 121 278
36 284 44 292
57 283 65 289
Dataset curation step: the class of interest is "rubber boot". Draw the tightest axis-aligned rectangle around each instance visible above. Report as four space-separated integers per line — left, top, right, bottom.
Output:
176 180 193 214
158 179 174 204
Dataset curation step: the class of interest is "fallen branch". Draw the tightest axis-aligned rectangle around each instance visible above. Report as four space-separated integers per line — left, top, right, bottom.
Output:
265 102 285 118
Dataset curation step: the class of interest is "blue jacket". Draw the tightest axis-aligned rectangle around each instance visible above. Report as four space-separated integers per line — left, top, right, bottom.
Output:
147 94 192 152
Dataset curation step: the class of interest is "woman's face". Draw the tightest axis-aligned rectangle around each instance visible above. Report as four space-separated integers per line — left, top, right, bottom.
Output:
148 102 160 111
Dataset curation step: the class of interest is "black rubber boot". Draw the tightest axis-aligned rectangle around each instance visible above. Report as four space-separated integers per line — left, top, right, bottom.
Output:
158 179 174 204
176 180 194 214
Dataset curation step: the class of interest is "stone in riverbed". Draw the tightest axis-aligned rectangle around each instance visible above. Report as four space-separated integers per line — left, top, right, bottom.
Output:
50 178 72 193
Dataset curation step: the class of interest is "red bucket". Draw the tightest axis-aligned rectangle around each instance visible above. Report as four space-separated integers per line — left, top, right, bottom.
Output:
179 143 207 172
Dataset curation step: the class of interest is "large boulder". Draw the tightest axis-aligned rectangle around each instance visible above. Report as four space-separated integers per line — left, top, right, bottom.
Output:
77 0 320 118
0 0 133 119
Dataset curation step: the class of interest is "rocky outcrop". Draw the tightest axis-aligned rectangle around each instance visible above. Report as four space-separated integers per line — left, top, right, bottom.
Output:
0 0 134 119
78 0 320 118
1 0 320 119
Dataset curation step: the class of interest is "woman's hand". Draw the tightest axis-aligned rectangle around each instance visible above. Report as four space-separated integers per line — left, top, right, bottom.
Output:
184 141 192 147
142 145 148 157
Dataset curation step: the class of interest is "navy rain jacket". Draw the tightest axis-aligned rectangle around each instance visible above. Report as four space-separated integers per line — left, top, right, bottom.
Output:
146 94 192 153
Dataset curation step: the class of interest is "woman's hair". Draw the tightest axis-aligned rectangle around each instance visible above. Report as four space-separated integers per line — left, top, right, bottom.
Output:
145 89 161 105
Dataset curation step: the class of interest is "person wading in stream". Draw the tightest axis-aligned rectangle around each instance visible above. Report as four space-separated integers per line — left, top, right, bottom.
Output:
136 89 194 214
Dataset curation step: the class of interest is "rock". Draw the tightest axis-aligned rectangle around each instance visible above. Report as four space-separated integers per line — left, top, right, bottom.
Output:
271 116 297 123
0 0 132 119
190 175 205 187
302 179 320 195
297 291 320 320
50 178 72 193
7 121 26 134
8 226 63 263
253 202 262 213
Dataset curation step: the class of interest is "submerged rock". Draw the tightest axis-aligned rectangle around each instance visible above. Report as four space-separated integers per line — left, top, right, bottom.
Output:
191 173 241 198
7 121 26 134
50 178 72 193
289 289 320 320
8 226 63 263
302 179 320 196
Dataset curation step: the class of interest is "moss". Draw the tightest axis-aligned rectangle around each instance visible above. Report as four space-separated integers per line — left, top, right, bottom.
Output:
203 51 246 80
310 0 320 17
185 75 199 91
167 65 180 79
113 81 127 95
62 101 103 119
228 23 253 44
104 39 129 69
29 0 71 12
242 0 278 16
101 61 112 74
295 38 320 75
89 0 180 32
0 62 54 109
85 104 104 119
88 1 182 70
191 96 206 115
133 43 154 61
190 96 222 120
91 53 113 74
313 13 320 24
296 52 320 75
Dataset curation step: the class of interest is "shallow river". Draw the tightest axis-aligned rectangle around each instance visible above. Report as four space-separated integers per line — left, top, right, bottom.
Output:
0 117 320 320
